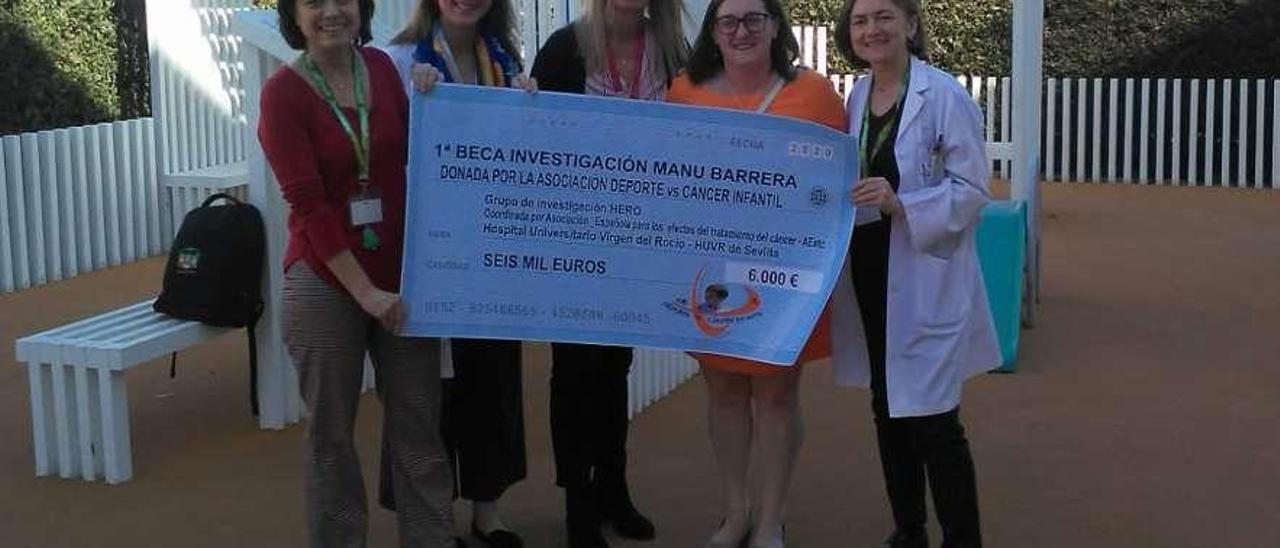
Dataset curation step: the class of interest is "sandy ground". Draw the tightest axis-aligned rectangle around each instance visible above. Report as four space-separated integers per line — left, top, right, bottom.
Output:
1 182 1278 548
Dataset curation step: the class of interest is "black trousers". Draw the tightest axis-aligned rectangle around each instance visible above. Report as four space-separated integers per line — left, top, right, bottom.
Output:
446 339 527 501
853 217 982 548
380 338 526 510
549 343 632 489
865 315 982 548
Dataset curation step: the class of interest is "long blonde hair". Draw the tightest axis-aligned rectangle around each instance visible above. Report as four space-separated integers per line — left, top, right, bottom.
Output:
573 0 689 82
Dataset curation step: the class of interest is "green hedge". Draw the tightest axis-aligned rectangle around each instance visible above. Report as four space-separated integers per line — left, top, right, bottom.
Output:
5 0 1276 134
0 0 148 135
788 0 1010 75
789 0 1280 77
1044 0 1279 77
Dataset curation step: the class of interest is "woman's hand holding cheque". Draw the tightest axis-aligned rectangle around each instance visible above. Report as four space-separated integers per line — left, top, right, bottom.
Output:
851 176 903 217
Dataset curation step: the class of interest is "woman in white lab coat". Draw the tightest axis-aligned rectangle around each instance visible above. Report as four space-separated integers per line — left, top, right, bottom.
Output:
831 0 1001 547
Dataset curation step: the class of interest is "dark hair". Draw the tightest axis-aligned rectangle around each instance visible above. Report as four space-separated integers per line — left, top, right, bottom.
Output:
277 0 376 50
833 0 929 67
685 0 799 84
389 0 522 70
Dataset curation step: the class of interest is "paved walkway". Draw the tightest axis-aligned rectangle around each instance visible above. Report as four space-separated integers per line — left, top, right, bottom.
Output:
1 183 1277 547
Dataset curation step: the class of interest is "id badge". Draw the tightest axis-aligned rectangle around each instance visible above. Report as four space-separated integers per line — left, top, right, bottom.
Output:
349 186 383 227
855 205 883 226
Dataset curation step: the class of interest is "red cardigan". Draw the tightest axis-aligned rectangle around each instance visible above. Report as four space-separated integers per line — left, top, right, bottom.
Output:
258 47 409 294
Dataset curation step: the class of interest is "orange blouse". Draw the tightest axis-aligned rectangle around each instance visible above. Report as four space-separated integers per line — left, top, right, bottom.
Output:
666 68 848 133
667 69 848 375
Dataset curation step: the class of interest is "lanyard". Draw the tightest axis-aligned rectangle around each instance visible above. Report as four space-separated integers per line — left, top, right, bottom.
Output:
755 76 785 113
302 49 370 184
605 28 646 99
859 63 911 169
435 29 464 83
432 29 503 87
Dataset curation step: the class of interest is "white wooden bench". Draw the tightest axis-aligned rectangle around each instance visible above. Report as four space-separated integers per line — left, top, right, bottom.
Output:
5 2 275 485
8 3 396 485
14 300 231 484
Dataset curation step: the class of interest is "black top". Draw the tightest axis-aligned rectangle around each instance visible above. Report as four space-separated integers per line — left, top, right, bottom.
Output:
862 105 903 191
531 25 588 94
851 101 903 367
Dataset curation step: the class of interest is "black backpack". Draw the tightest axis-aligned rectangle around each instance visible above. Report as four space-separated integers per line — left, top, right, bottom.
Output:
154 193 266 415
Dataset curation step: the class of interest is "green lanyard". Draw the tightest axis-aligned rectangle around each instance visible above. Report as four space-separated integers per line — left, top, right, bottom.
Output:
302 50 381 251
302 49 371 184
859 63 911 169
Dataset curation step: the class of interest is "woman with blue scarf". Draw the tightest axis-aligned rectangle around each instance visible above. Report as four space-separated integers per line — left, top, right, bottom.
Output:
380 2 533 547
385 0 528 92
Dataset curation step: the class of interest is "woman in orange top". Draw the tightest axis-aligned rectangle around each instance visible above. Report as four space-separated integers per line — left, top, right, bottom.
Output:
667 0 845 546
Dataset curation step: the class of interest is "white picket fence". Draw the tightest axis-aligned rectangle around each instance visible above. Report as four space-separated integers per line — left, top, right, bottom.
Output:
1041 77 1278 188
1 120 166 293
629 348 699 419
789 26 1278 189
813 73 1280 188
793 25 830 75
4 15 1275 297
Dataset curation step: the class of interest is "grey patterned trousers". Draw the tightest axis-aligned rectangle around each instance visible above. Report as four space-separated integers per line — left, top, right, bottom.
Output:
283 264 454 548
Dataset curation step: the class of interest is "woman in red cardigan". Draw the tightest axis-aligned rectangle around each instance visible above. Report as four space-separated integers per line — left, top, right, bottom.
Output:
257 1 453 546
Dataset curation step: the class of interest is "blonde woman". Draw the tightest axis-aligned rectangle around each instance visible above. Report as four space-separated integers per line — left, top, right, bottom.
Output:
530 0 687 546
532 0 686 98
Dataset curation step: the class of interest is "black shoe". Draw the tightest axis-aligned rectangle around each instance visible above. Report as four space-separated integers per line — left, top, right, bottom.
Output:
472 522 523 548
876 529 928 548
602 505 655 540
566 487 610 548
568 526 609 548
595 480 655 540
454 537 469 548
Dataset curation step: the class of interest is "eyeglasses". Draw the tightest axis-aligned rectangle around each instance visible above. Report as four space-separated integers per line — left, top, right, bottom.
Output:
714 12 772 35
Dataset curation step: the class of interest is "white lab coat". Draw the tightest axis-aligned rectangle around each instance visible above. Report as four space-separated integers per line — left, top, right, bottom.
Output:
830 57 1001 417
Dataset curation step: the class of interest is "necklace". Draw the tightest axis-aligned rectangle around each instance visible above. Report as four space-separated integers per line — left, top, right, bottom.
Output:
605 28 645 98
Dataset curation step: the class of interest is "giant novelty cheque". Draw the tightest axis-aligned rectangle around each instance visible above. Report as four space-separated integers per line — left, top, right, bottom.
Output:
401 85 857 365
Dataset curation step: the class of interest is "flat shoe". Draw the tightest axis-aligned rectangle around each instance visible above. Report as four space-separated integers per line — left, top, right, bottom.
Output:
471 522 523 548
705 517 751 548
605 508 655 540
749 523 785 548
875 529 927 548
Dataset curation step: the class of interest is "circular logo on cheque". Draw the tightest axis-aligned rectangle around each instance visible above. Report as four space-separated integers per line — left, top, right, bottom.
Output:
809 186 829 208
